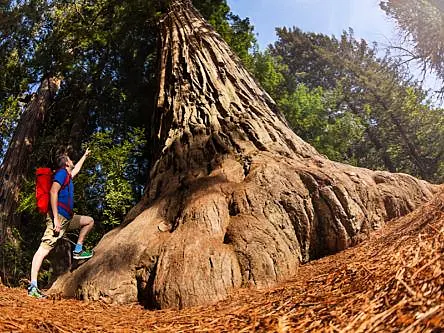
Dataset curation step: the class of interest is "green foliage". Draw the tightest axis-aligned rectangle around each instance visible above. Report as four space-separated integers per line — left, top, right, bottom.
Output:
0 238 28 286
250 51 286 100
278 84 365 164
16 178 39 218
259 27 444 182
393 87 444 181
270 27 346 91
76 128 147 228
0 228 24 285
0 225 44 287
193 0 256 65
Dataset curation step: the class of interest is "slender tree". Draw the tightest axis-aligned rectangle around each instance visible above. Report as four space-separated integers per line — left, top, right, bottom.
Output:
0 77 60 243
0 0 48 157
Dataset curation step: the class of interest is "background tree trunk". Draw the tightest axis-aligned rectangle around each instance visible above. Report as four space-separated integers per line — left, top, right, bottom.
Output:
0 77 61 244
49 1 437 308
68 100 89 157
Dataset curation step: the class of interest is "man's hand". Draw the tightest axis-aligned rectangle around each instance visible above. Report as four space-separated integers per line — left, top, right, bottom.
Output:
53 215 62 233
72 148 91 178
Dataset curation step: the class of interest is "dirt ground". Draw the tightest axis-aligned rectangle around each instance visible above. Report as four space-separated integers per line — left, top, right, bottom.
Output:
1 190 443 332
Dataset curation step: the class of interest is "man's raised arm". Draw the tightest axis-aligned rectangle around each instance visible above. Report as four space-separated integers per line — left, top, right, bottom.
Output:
71 148 90 178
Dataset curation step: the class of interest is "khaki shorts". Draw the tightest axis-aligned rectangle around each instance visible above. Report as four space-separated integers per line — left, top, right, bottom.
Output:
40 214 83 250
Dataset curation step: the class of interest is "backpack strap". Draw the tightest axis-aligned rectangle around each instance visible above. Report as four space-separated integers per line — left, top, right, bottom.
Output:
60 171 71 190
55 169 73 217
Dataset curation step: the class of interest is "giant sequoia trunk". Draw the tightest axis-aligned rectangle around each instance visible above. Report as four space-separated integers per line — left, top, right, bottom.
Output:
50 1 437 308
0 77 61 244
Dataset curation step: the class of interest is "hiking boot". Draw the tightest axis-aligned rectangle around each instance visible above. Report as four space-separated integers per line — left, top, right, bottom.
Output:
27 285 47 299
73 249 94 260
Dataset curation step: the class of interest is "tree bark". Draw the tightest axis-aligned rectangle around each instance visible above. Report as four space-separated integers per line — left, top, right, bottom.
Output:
0 77 61 244
68 100 89 157
49 0 438 308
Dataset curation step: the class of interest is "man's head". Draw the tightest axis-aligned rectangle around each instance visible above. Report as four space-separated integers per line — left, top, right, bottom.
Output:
56 154 74 171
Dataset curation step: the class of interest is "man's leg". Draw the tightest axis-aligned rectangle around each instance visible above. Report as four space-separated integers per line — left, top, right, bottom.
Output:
30 245 51 283
28 245 51 298
28 214 66 298
69 215 94 259
77 215 94 245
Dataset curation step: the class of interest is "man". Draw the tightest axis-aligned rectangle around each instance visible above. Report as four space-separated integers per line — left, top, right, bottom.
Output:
28 148 94 298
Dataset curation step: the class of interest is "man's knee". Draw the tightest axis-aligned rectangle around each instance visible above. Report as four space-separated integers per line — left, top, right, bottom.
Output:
78 215 94 228
85 216 94 228
35 245 51 259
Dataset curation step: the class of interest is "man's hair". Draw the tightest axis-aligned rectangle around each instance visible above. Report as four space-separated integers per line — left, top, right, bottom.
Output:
56 154 69 168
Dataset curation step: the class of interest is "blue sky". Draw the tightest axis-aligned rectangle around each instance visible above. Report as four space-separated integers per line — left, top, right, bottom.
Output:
226 0 398 49
226 0 442 97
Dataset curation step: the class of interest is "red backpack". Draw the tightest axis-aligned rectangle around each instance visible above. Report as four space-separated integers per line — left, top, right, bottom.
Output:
35 168 70 215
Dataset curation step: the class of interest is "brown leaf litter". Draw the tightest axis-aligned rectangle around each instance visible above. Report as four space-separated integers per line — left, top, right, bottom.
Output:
1 189 443 332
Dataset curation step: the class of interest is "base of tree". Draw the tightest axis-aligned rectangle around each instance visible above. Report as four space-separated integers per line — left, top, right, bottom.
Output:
49 151 437 308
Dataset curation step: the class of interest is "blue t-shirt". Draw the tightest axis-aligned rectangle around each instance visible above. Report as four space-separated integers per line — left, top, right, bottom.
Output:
53 169 74 219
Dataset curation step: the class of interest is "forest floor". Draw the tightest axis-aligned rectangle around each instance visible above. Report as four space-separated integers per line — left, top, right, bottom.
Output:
1 189 443 332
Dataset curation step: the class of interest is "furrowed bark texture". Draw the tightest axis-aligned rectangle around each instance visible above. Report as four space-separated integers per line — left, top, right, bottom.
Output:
0 77 61 244
50 1 437 308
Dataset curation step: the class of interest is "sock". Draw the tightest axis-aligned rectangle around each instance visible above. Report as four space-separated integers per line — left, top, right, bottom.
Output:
31 280 38 288
74 243 83 253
